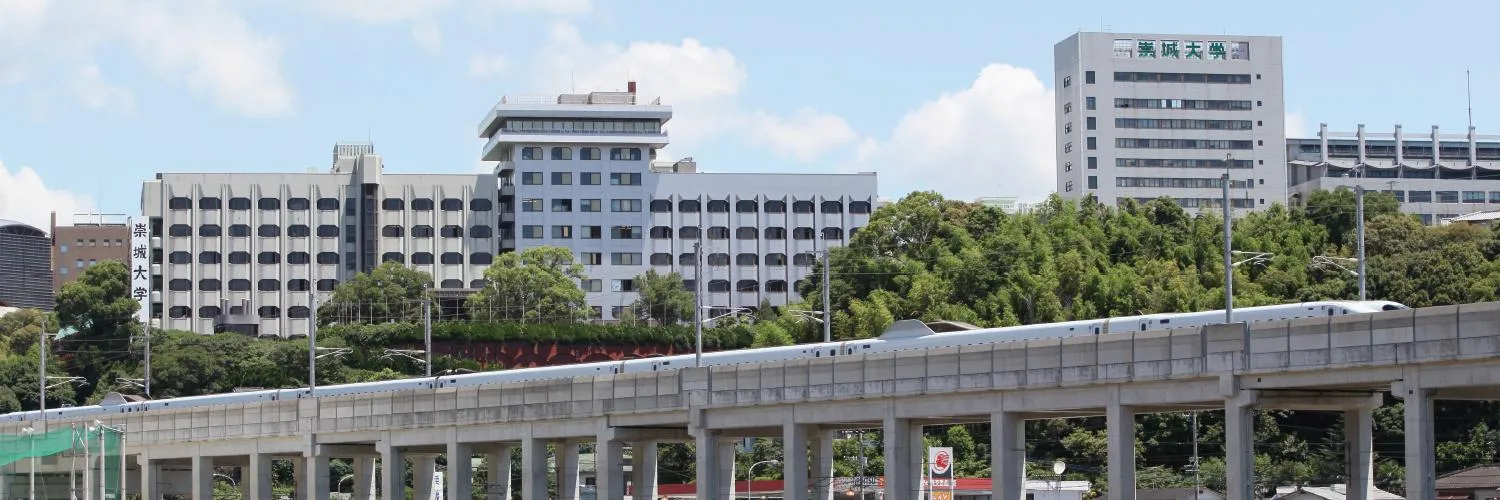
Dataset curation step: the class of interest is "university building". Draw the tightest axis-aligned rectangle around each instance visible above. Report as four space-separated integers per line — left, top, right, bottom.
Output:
1053 32 1287 216
1287 123 1500 225
138 83 876 336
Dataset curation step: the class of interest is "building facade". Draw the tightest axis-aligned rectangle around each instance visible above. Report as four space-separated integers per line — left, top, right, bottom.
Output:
140 144 499 337
50 212 131 293
0 219 53 309
1287 123 1500 225
1054 32 1286 216
478 83 876 321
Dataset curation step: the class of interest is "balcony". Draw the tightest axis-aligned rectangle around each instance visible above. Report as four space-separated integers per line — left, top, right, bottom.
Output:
481 130 669 161
495 161 514 176
500 184 515 198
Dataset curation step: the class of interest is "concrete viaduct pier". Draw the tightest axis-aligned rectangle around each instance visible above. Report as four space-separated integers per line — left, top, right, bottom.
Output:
6 302 1500 500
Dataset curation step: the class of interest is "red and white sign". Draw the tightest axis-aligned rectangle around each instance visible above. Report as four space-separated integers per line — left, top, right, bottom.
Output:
929 447 955 488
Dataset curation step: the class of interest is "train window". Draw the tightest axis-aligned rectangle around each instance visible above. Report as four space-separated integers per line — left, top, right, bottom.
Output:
1094 327 1101 335
1160 319 1170 324
1140 323 1147 331
863 345 870 349
815 351 821 357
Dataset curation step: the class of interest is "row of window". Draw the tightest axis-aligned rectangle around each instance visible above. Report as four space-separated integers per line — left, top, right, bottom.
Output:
1114 118 1254 130
1120 197 1256 209
1113 72 1254 84
641 252 821 266
1115 138 1256 150
165 251 495 265
519 146 645 161
503 120 661 135
519 171 638 186
167 278 334 292
589 278 794 294
170 197 496 212
1389 190 1500 204
168 224 498 240
1117 158 1255 169
168 305 312 319
1115 177 1251 189
379 225 492 238
521 225 853 241
1301 143 1500 161
1114 98 1254 110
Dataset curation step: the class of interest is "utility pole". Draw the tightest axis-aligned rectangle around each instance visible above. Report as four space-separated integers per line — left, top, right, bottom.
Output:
693 239 705 364
1222 169 1233 323
1192 412 1201 500
309 291 318 393
423 299 433 377
143 318 151 398
39 315 47 425
821 236 831 343
1356 185 1366 300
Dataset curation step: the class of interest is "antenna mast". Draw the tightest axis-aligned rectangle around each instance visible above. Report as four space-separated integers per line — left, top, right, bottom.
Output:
1467 69 1474 130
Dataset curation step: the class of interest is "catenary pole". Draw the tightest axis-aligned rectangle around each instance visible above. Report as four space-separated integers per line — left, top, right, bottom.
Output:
1222 170 1233 323
821 236 831 343
694 240 703 367
1356 185 1366 300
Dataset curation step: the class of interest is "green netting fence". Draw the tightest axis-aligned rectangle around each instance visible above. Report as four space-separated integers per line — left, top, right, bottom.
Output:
0 424 125 500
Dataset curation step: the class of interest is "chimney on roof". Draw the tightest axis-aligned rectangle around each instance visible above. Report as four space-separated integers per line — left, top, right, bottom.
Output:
627 81 637 93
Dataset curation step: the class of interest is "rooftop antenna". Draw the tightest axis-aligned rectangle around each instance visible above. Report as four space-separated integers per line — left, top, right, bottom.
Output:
1467 68 1474 130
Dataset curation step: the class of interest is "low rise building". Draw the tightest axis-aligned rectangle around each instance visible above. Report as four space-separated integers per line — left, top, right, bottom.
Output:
49 212 131 292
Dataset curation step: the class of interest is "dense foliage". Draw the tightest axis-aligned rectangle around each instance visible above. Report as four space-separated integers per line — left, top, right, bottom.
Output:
6 188 1500 497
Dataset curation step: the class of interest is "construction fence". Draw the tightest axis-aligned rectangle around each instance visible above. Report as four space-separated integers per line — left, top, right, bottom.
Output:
0 424 125 500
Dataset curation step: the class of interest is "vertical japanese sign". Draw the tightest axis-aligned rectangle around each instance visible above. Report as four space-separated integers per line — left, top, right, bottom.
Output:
930 446 955 500
129 217 151 324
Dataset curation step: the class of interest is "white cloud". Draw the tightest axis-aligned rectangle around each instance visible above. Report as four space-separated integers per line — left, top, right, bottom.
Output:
0 160 95 232
531 21 852 162
468 53 510 77
1285 109 1308 139
0 0 293 116
68 64 135 112
745 109 858 162
854 64 1056 202
411 20 442 53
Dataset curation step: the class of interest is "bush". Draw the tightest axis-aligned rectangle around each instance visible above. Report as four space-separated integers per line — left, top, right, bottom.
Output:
320 321 757 350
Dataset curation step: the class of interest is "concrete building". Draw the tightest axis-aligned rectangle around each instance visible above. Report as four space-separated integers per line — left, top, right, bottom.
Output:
1435 464 1500 500
0 219 52 309
49 212 131 293
477 83 876 321
139 143 499 337
1054 32 1286 216
1287 124 1500 225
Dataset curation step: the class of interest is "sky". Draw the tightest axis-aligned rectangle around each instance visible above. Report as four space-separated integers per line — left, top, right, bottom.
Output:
0 0 1495 231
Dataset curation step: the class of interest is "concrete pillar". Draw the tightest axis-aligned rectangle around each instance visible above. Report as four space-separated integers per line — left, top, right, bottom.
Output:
992 412 1026 500
1106 401 1136 500
558 442 580 500
448 442 474 500
883 415 920 499
1224 402 1255 500
1345 408 1375 500
293 457 307 500
812 430 836 500
1404 390 1436 500
484 445 514 500
596 434 625 500
352 457 377 500
693 430 722 500
630 441 658 500
247 453 273 500
379 445 406 500
307 454 331 500
521 437 549 500
413 455 437 500
140 457 160 500
191 455 213 500
716 437 737 500
783 423 810 499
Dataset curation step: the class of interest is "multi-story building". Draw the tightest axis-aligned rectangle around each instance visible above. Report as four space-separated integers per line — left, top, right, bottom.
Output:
478 82 877 321
50 212 131 292
1288 123 1500 225
139 144 499 336
1054 32 1286 216
0 219 52 309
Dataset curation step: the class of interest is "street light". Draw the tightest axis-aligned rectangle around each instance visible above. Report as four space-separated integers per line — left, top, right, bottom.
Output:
745 459 780 499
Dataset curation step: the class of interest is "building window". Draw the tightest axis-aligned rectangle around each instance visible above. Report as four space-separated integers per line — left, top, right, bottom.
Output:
551 146 572 160
291 252 314 265
679 200 701 212
609 148 642 161
764 227 786 240
611 199 641 212
317 279 338 292
228 224 251 237
707 200 730 213
1065 181 1074 192
168 197 192 210
199 279 221 291
650 253 673 266
1087 137 1097 150
258 252 280 264
1086 97 1096 110
551 172 572 185
258 198 280 210
650 226 672 239
1086 117 1096 130
411 252 435 264
612 226 642 239
1088 176 1098 190
382 198 404 210
440 198 463 211
552 199 573 212
821 200 843 213
1064 142 1072 153
1115 138 1253 150
470 225 493 238
199 251 222 264
287 198 311 211
849 201 871 214
736 253 759 266
382 225 403 237
412 198 434 211
522 225 543 238
611 252 641 265
581 147 601 160
522 198 542 212
581 172 602 185
1085 70 1095 84
440 252 463 265
521 172 543 185
316 225 339 238
198 306 221 319
440 225 464 238
201 197 222 209
317 198 339 211
765 200 787 213
1063 75 1071 88
1063 103 1072 114
765 253 787 266
580 199 601 212
581 226 602 239
552 225 573 239
706 226 729 239
792 201 814 213
580 252 602 265
470 199 493 211
582 279 602 292
1113 72 1251 84
679 226 701 240
610 173 641 185
792 227 815 240
229 252 251 264
1065 122 1072 134
411 225 434 238
1088 157 1098 169
383 252 405 263
736 227 758 239
228 197 251 210
520 147 543 160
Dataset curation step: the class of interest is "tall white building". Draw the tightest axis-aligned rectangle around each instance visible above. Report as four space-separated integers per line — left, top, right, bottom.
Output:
478 83 876 321
1054 32 1286 216
1288 123 1500 225
140 145 499 337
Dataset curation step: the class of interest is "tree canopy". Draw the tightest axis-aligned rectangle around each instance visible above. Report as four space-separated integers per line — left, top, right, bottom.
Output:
467 246 592 323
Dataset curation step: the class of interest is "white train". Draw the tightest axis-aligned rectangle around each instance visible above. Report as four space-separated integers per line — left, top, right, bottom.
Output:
0 300 1407 423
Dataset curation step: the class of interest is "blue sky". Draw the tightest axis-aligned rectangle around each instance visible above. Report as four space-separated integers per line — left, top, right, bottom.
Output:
0 0 1493 230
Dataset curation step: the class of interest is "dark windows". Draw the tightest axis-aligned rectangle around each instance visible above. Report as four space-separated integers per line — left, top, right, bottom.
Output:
440 225 464 238
259 279 281 291
317 252 340 264
228 224 251 237
1115 138 1253 150
678 200 700 212
198 279 221 291
650 226 672 239
736 253 758 266
317 279 338 291
258 306 281 318
1112 72 1251 84
707 200 729 213
650 200 672 212
551 146 572 160
849 201 872 214
470 252 493 265
1114 98 1253 110
316 198 339 211
1115 118 1254 130
228 197 251 210
678 226 700 239
198 251 222 264
1085 70 1096 84
288 225 311 237
382 252 404 263
258 252 280 264
382 225 403 237
793 227 815 240
411 198 434 211
168 224 191 237
440 252 463 265
168 279 191 291
288 306 311 319
765 200 786 213
288 252 310 265
287 279 310 292
168 197 192 210
581 147 601 160
287 198 311 211
441 198 464 211
822 227 844 240
470 199 493 211
168 251 191 264
736 227 758 239
317 225 339 238
198 306 221 318
821 201 842 213
736 200 758 213
228 279 251 292
792 201 814 213
706 226 729 240
411 252 434 264
650 253 673 266
764 227 787 240
609 147 642 161
470 225 493 238
228 252 251 264
258 225 280 237
258 198 280 210
199 225 222 237
382 198 405 210
610 173 641 185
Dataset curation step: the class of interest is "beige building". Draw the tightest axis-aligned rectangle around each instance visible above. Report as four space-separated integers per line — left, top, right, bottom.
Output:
50 212 131 293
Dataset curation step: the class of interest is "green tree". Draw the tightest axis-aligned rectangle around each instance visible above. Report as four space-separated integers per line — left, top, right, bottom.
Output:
0 308 54 356
466 247 591 323
318 261 434 325
53 260 139 401
632 270 694 325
